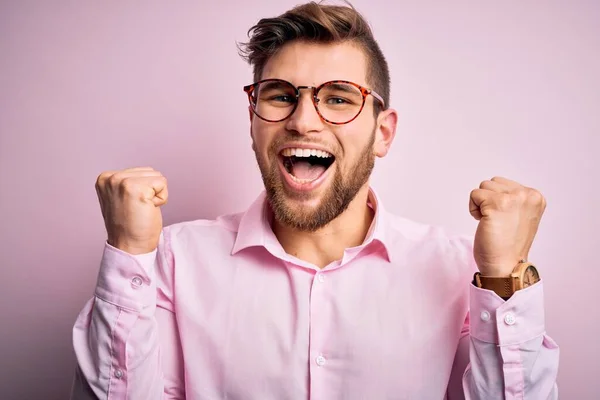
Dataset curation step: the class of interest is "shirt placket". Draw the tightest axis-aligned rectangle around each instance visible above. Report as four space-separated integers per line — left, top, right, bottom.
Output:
308 269 331 399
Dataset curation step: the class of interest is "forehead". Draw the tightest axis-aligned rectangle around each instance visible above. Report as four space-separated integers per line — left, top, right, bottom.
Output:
260 41 369 87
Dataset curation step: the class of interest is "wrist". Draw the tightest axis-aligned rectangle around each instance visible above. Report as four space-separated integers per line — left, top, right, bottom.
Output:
107 237 156 255
477 258 528 278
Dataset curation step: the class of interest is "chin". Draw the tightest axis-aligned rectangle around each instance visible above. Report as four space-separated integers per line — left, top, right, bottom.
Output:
265 177 348 232
280 191 325 213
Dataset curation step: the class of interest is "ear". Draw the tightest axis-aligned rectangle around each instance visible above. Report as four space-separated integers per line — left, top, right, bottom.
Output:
373 108 398 158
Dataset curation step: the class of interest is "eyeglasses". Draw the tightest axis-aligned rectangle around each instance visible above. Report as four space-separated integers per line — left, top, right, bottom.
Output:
243 79 385 125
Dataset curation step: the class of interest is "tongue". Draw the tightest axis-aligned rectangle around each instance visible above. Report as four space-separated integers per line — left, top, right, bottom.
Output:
291 160 326 180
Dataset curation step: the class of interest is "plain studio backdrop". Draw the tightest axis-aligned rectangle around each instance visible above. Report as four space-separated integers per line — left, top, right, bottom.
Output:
1 1 598 399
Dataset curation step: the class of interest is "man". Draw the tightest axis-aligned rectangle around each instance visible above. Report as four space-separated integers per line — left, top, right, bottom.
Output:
71 2 559 399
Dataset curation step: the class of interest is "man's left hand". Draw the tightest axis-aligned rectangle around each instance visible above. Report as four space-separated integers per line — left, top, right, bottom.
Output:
469 176 547 277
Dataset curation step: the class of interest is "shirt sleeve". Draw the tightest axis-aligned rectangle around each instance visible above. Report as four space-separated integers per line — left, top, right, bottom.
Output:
454 280 560 400
70 229 183 400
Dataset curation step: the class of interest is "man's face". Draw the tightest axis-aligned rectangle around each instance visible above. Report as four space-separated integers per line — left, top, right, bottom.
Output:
250 41 393 231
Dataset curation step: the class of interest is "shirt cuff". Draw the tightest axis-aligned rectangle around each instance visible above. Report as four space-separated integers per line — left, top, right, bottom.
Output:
94 242 158 312
469 279 546 346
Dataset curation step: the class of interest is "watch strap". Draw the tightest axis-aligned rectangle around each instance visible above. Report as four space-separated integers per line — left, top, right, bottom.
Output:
473 272 514 298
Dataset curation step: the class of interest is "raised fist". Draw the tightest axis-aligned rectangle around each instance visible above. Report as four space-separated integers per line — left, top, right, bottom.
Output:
95 167 168 254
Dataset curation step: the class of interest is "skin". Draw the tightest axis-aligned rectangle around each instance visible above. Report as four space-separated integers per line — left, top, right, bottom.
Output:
95 40 547 280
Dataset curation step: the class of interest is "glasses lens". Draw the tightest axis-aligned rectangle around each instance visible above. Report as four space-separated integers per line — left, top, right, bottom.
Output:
316 82 364 123
252 80 297 121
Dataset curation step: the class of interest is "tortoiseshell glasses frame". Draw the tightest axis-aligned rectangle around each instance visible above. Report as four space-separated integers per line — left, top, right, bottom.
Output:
243 79 385 125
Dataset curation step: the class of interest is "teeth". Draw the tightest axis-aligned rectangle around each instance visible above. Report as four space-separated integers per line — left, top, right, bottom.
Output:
281 148 332 158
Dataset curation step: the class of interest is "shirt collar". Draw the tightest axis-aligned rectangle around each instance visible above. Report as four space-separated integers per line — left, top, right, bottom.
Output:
230 190 276 256
231 187 393 262
363 187 393 262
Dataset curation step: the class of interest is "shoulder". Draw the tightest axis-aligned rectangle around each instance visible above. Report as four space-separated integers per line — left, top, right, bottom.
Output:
160 211 245 251
383 210 476 272
386 211 473 246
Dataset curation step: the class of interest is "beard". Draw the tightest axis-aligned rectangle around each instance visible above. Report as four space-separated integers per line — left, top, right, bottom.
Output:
254 129 376 232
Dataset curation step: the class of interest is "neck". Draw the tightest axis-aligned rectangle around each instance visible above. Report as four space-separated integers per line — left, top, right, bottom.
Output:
272 185 375 269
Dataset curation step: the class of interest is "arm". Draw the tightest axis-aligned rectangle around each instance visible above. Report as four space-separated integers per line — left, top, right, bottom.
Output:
447 281 559 400
70 231 184 400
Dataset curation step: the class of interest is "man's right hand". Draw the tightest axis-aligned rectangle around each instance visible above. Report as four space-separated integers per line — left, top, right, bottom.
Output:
95 167 168 255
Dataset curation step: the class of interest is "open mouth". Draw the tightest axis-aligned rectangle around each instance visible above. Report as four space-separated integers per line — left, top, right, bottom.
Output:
280 147 335 183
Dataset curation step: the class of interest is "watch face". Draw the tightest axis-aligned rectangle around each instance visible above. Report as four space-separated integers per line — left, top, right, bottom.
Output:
523 266 540 288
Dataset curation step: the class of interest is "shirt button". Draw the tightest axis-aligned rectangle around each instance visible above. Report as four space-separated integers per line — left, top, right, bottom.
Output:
131 276 143 288
315 355 326 366
114 369 124 379
504 313 516 325
317 273 325 283
480 311 490 321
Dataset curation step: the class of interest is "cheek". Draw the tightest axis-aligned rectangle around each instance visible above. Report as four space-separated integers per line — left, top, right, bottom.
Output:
251 122 278 155
336 124 374 162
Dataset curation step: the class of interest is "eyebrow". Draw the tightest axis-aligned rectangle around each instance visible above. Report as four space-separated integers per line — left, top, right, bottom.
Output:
259 81 294 92
324 83 361 95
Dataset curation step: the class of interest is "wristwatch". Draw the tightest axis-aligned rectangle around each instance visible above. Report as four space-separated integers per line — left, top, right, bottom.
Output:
473 261 540 300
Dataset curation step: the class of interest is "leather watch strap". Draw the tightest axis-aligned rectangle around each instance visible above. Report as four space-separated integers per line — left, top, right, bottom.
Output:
474 273 514 298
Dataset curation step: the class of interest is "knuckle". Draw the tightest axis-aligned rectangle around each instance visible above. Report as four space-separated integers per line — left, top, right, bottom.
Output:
120 177 137 192
527 188 545 205
514 188 529 202
107 172 122 188
95 171 111 188
528 188 542 200
498 194 514 209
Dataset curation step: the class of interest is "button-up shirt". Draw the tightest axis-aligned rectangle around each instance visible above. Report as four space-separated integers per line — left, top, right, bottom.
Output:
71 189 559 399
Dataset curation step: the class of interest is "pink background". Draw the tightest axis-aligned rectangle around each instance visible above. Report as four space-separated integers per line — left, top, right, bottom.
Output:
1 1 598 399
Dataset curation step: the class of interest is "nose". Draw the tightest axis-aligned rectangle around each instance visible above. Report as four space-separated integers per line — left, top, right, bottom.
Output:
284 88 324 135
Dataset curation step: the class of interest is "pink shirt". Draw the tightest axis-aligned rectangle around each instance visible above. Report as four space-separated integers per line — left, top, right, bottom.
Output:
71 189 559 399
